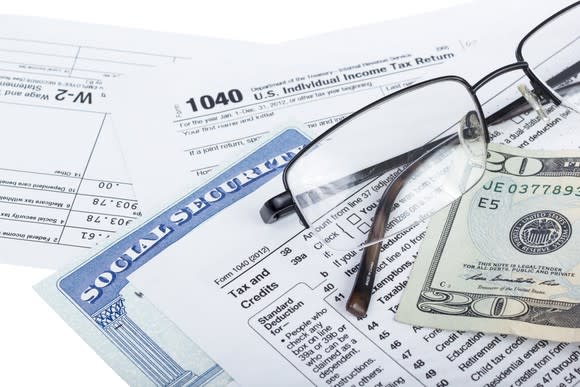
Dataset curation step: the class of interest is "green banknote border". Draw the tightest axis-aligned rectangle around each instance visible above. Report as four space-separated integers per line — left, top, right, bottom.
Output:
416 193 580 329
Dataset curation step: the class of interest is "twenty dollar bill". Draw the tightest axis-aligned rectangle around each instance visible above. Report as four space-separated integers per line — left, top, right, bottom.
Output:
397 144 580 342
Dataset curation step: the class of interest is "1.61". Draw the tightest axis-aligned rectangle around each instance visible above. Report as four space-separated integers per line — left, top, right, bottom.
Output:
186 89 243 112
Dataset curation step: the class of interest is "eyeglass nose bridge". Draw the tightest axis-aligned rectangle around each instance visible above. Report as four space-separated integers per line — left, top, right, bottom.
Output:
473 61 529 90
473 61 555 102
473 61 562 128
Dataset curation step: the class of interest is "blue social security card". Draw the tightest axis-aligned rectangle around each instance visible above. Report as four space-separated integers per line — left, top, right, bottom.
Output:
36 127 309 387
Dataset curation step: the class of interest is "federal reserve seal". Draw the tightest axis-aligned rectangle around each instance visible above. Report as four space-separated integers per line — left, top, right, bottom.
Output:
510 210 571 255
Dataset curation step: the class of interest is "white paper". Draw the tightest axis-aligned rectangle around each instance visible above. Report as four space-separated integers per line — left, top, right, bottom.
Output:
129 2 580 385
131 125 580 386
111 0 568 211
0 16 254 268
132 120 580 387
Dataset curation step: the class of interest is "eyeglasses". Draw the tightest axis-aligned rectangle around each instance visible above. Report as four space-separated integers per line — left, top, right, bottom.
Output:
259 2 580 318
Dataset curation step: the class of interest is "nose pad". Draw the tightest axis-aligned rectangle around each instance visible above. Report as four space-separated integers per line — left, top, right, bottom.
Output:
517 84 549 121
461 110 482 140
459 110 486 171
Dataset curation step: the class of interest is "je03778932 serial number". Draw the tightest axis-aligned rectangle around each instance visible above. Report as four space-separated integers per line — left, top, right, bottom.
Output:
482 180 580 196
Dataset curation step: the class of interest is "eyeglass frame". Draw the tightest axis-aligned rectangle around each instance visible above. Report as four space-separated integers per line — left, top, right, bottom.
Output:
259 0 580 317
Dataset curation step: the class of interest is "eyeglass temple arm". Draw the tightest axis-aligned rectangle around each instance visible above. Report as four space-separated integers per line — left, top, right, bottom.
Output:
346 133 459 317
260 191 296 224
259 133 454 224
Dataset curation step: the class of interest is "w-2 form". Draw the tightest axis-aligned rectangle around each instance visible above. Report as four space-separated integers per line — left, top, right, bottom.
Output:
0 16 253 268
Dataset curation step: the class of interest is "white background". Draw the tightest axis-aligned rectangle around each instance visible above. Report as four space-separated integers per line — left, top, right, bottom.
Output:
0 1 471 386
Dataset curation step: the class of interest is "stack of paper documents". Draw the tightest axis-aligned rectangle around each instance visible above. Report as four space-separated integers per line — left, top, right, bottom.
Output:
0 0 571 385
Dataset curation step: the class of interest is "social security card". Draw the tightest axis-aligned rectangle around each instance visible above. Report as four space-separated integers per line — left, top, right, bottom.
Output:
36 127 309 387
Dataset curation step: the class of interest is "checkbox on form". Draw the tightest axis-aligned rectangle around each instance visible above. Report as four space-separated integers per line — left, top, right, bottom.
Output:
511 115 524 124
347 213 361 225
358 222 371 234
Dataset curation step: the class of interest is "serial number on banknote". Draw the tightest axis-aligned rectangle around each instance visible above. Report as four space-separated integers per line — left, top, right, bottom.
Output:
482 181 580 196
